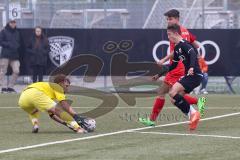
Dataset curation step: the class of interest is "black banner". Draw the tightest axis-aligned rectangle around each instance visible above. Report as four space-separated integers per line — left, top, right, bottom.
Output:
18 29 240 76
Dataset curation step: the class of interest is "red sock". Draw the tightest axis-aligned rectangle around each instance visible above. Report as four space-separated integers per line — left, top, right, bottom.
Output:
150 97 165 121
184 94 198 104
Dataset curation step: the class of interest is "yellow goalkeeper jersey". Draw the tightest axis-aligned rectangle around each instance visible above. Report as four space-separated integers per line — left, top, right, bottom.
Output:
26 82 66 101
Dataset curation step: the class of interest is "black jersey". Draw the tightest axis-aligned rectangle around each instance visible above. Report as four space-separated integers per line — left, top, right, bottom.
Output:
169 39 202 75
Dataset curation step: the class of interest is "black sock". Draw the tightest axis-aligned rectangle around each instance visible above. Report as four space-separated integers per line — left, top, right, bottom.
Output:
173 94 190 115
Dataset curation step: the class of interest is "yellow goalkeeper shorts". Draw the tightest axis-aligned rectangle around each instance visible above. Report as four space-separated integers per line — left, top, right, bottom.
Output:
18 88 56 114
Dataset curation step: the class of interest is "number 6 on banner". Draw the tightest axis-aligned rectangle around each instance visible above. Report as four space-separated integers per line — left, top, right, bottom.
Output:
9 2 21 19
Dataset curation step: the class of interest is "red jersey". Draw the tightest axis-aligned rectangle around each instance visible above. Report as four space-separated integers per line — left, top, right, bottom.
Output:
168 25 196 76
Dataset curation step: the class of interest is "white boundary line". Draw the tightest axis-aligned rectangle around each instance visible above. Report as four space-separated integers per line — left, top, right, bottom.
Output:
0 111 240 154
131 131 240 140
0 106 238 110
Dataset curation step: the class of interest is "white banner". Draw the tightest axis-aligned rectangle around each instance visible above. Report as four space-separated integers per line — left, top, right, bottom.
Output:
9 2 21 20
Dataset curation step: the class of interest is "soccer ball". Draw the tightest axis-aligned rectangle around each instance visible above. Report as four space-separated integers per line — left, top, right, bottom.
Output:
83 118 96 132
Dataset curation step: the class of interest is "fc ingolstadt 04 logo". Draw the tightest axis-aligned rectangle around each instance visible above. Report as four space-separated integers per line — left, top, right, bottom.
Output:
48 36 74 67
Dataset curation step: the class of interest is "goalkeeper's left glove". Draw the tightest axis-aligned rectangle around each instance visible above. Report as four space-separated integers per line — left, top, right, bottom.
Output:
73 114 94 132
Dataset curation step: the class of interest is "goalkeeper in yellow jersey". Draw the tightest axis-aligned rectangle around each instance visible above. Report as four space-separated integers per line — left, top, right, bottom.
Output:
18 74 86 133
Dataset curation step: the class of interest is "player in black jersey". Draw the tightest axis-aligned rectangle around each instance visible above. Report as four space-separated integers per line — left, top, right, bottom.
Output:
166 24 203 130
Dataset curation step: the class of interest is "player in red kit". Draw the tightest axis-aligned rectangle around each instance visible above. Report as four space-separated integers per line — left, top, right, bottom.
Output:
139 9 206 126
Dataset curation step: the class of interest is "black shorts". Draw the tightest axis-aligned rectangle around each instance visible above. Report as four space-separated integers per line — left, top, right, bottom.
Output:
178 74 203 93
